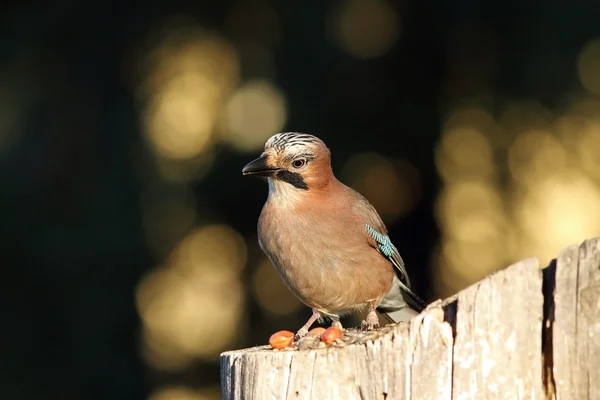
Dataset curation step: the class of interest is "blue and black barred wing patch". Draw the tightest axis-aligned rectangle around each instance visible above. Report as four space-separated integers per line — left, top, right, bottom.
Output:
365 223 394 258
365 223 411 287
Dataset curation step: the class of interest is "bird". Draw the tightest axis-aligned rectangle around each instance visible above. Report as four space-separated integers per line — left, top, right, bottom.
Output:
242 132 427 338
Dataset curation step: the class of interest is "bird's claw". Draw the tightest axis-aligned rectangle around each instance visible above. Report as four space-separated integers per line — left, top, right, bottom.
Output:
360 310 380 331
360 320 380 331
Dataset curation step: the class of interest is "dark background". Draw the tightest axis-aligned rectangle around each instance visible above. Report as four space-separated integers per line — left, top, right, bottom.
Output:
2 0 600 399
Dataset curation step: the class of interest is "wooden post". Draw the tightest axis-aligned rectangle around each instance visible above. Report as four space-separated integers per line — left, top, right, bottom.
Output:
220 237 600 400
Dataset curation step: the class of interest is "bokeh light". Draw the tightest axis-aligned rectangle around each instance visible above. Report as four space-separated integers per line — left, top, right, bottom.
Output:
341 152 420 224
499 100 553 135
136 224 247 371
576 119 600 178
436 181 505 244
508 129 567 183
441 128 493 169
514 172 600 262
252 257 303 316
435 179 506 295
577 37 600 96
331 0 400 59
143 74 219 160
220 79 288 152
435 100 600 297
438 236 505 289
435 126 495 182
136 20 240 180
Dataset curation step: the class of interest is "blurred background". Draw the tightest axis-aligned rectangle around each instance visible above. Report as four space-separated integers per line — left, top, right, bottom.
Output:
2 0 600 399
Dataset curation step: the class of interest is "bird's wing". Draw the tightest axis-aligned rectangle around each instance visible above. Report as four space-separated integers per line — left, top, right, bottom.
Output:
351 190 411 286
352 190 428 311
364 223 410 285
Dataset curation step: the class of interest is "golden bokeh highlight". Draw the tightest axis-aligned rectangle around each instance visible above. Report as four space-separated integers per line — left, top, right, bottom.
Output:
220 79 288 152
149 385 219 400
436 181 505 243
443 106 497 133
499 100 553 134
341 152 420 224
331 0 400 59
508 129 567 183
435 126 495 182
136 224 247 371
143 75 219 160
137 21 240 171
435 180 506 295
577 38 600 96
441 128 493 169
553 115 584 150
577 119 600 178
513 172 600 262
252 258 303 316
435 100 600 297
439 237 505 286
555 98 600 151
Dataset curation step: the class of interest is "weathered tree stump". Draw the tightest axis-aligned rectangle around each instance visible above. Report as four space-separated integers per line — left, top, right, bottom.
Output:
220 237 600 400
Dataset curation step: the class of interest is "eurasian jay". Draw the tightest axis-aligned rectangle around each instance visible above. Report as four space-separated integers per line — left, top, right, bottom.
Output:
242 132 427 338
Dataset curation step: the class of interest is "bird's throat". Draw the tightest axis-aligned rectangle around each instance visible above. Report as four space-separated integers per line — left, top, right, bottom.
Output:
268 178 307 208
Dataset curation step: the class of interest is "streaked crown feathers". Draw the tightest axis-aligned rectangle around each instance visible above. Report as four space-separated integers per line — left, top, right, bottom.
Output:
264 132 326 155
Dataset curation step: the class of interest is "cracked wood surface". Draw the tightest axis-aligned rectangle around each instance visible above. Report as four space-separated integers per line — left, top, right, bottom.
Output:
220 238 600 400
553 238 600 400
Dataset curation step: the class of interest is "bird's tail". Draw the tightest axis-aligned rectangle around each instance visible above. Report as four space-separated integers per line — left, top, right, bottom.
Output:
401 285 428 312
377 276 428 324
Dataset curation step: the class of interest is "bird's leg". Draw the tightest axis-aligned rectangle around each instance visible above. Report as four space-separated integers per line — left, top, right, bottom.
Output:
296 309 321 339
361 300 380 331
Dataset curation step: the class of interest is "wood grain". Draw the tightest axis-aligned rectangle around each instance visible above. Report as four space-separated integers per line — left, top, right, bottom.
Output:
451 257 544 400
553 238 600 400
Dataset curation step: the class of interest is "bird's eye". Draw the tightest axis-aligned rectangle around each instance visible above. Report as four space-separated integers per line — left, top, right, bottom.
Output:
292 159 306 169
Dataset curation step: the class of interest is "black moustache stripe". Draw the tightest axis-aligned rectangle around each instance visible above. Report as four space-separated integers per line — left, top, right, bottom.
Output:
276 170 309 190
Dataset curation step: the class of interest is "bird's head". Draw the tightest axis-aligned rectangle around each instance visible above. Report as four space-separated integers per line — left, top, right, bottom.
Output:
242 132 333 191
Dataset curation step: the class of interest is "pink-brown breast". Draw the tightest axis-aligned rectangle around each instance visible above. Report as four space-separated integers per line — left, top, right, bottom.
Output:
257 182 395 315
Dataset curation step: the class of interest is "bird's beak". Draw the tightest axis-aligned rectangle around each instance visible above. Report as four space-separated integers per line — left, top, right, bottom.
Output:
242 155 280 177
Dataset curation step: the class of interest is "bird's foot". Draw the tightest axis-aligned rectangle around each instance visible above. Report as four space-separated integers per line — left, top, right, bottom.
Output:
295 327 309 340
295 309 322 340
360 310 380 331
